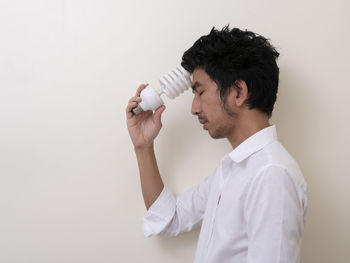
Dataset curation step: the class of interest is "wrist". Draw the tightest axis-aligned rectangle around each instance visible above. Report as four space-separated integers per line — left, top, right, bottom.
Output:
134 143 154 152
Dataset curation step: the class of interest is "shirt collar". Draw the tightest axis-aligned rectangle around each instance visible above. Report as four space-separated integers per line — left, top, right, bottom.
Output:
228 125 278 163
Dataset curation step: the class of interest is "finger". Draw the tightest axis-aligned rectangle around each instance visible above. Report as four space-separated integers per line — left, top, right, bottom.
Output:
153 105 166 124
126 100 138 112
126 95 142 119
136 83 148 96
126 101 139 119
128 96 142 104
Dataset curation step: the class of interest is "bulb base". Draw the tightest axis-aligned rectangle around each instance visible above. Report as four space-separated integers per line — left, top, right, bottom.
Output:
132 104 144 115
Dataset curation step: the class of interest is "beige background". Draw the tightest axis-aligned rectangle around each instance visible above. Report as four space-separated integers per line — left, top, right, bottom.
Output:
1 0 349 262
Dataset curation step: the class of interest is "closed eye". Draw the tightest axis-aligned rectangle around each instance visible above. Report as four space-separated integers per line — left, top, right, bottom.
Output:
199 91 204 96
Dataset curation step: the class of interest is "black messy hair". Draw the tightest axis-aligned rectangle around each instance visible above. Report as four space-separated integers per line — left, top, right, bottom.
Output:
181 26 280 117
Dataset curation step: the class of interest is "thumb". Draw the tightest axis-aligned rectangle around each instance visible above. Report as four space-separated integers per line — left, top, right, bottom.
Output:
153 105 166 125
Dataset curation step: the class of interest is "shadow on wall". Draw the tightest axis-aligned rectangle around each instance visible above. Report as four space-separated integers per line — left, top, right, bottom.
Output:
274 65 340 261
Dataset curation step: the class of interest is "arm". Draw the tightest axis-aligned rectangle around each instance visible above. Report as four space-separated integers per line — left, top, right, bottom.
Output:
142 173 214 237
126 84 166 210
127 84 212 237
135 145 164 210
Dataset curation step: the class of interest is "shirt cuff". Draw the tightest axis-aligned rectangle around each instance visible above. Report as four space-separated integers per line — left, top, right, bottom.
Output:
142 186 176 237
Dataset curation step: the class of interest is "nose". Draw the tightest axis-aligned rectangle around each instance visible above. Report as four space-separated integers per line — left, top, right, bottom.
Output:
191 94 202 115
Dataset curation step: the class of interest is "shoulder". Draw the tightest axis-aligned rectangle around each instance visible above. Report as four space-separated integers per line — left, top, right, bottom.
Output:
241 141 307 200
251 141 306 186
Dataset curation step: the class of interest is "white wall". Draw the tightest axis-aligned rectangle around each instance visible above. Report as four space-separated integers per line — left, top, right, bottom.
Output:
1 0 349 262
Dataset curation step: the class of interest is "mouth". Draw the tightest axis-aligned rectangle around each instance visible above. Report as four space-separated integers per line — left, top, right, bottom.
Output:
198 117 208 129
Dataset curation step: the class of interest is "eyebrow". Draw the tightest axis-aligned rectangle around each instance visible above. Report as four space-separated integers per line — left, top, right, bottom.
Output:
191 81 202 91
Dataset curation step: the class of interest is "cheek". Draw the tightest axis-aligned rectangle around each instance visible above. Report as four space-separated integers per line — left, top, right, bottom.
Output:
202 94 224 117
206 107 222 122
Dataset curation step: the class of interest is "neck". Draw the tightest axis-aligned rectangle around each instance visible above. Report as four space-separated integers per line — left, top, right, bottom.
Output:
227 110 270 149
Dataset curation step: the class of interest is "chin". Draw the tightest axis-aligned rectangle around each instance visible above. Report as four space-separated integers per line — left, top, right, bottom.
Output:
208 129 225 139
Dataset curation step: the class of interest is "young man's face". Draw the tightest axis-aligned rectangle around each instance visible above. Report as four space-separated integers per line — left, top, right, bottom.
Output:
191 68 237 139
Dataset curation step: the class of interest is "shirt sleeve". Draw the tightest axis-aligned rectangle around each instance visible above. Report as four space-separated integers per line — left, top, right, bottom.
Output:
142 173 214 237
244 165 306 263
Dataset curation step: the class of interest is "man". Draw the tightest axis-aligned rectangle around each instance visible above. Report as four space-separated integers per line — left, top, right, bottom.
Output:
126 26 308 263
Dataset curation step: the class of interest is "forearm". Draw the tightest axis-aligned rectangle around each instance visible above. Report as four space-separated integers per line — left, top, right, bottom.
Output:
135 144 164 210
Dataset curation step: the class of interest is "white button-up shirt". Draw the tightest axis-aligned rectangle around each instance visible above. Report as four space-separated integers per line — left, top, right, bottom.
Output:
142 125 308 263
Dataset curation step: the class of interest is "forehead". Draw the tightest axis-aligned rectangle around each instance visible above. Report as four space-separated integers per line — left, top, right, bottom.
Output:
192 68 213 84
191 68 218 92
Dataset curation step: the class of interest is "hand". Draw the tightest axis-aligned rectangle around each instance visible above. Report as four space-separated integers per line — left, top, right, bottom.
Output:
126 84 166 148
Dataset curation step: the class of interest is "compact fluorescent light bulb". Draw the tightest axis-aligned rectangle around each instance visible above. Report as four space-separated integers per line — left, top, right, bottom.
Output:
132 65 192 115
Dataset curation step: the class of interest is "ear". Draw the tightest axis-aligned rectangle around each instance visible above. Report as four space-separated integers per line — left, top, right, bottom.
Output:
233 80 249 107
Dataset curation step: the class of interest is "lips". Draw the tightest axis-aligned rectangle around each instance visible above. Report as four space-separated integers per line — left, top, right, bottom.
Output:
198 116 208 125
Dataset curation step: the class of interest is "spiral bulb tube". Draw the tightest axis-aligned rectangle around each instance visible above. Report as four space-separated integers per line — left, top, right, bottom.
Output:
132 65 191 115
159 65 191 99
